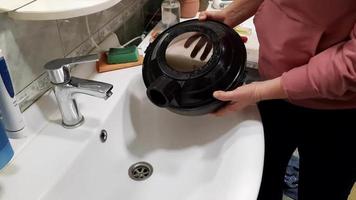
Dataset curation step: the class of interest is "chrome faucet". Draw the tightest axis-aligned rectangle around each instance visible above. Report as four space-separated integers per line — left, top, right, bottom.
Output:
44 54 113 128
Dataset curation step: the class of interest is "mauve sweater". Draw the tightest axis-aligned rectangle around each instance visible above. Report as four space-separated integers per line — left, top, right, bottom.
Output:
253 0 356 109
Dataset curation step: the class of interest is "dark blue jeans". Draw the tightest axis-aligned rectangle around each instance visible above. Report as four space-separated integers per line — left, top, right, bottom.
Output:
257 100 356 200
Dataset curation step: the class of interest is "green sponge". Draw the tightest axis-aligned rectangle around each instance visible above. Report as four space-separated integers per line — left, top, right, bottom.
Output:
107 46 139 64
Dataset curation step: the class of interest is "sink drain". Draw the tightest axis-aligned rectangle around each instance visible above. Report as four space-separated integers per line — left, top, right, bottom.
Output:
128 162 153 181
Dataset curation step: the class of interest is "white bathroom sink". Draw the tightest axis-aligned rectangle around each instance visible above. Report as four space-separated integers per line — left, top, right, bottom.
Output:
0 27 263 199
0 67 264 200
38 72 264 200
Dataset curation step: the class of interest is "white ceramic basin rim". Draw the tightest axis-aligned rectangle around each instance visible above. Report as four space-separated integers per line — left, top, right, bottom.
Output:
41 72 264 200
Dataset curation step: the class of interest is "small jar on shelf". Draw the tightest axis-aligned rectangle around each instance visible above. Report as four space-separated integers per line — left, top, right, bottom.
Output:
180 0 200 18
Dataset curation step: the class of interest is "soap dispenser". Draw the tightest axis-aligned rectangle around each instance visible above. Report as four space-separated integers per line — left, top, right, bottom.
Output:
0 121 14 170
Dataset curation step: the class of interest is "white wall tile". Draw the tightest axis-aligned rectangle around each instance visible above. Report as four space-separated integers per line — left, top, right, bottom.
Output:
0 0 152 110
57 0 141 56
0 14 64 93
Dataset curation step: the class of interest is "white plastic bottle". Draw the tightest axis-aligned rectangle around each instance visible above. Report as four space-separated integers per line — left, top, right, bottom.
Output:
0 49 25 138
161 0 180 28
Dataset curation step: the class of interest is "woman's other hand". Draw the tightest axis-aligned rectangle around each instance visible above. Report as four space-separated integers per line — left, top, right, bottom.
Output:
198 10 237 27
212 77 288 116
199 0 264 27
213 82 263 116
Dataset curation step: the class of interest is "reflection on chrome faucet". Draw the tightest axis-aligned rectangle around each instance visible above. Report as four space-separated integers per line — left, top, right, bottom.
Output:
44 54 113 128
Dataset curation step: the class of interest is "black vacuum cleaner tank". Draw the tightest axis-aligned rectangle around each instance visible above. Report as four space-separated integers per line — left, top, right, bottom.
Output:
142 19 247 115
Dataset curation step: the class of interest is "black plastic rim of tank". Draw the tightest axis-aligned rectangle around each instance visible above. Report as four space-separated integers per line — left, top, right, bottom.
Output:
152 21 222 80
144 19 246 83
143 19 247 115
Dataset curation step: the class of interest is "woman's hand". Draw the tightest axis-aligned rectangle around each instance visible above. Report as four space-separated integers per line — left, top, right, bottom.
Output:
212 77 288 116
198 0 264 27
198 10 238 27
213 82 262 116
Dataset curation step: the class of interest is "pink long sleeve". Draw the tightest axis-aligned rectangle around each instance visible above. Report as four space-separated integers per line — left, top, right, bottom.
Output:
254 0 356 109
281 23 356 100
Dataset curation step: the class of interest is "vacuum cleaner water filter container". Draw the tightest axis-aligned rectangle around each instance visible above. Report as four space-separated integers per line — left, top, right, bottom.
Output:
143 19 247 115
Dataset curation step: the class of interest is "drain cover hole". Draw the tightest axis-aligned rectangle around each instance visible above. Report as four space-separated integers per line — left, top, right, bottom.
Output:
128 162 153 181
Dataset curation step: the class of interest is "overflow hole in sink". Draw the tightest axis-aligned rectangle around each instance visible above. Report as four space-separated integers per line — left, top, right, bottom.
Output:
100 129 108 143
128 162 153 181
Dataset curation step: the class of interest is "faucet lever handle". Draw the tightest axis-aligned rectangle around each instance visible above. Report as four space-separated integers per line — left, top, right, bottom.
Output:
44 54 99 84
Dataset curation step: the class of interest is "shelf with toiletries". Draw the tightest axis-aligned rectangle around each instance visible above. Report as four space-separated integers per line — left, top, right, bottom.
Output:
0 0 122 20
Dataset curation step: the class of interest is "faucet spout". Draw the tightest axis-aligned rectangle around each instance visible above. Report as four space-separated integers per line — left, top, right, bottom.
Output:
69 77 113 100
52 77 114 128
44 54 114 128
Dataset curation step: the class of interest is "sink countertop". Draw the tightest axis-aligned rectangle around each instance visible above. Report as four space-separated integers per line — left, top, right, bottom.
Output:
0 7 263 200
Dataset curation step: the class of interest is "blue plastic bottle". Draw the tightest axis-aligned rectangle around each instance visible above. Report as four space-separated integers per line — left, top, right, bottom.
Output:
0 121 14 170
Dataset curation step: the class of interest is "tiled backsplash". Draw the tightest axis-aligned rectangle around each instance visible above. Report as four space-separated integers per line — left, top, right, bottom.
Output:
0 0 154 111
0 16 64 93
